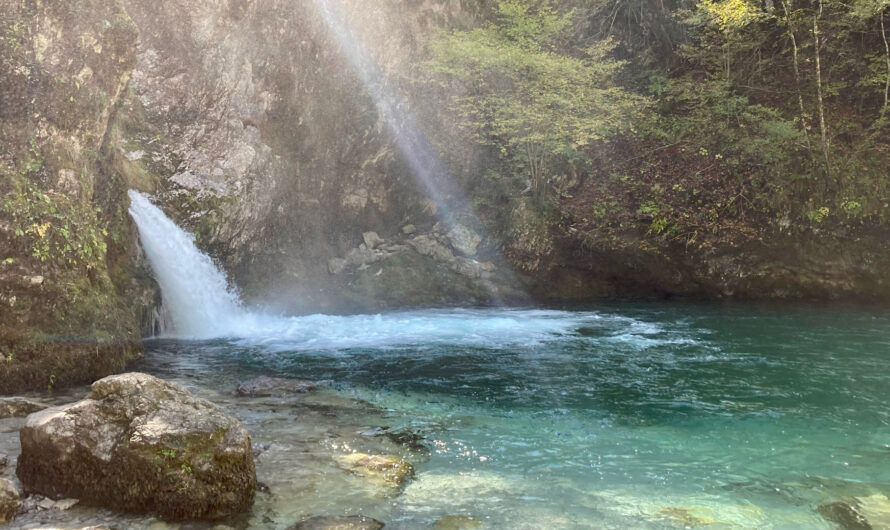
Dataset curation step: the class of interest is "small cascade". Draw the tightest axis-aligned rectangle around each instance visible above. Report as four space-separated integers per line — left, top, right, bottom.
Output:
127 190 245 339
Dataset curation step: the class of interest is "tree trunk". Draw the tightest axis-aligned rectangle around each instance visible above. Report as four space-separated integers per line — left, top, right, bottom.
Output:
782 0 811 149
813 0 831 180
881 10 889 118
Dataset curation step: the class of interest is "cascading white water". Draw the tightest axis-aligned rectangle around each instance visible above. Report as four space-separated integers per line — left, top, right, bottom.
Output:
128 190 245 339
128 189 607 346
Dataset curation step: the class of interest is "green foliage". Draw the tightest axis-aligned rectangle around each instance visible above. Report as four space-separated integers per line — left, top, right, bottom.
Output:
427 0 647 203
1 185 108 269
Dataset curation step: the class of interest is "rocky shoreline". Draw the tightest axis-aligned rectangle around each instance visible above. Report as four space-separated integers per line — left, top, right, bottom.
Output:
0 372 448 530
1 365 889 529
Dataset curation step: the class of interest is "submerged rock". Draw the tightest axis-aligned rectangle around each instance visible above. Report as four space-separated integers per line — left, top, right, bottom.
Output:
656 507 718 527
433 515 485 529
236 376 318 397
0 397 46 419
820 494 890 530
0 479 21 524
17 372 256 520
334 453 414 489
818 501 871 529
288 515 385 530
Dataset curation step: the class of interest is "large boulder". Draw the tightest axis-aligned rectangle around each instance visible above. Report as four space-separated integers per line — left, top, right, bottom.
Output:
16 373 256 520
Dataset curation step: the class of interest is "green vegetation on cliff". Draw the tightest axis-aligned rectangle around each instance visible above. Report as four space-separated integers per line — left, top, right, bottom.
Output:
0 0 145 393
427 0 890 295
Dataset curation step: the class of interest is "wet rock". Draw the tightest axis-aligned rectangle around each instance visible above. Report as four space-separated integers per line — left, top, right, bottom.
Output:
818 501 871 529
0 397 47 419
446 224 482 257
433 515 484 529
235 376 318 397
288 515 385 530
0 455 7 470
409 235 456 263
334 453 413 489
0 478 21 524
17 372 256 520
252 443 271 458
345 247 386 269
329 258 348 275
382 430 430 456
362 232 384 250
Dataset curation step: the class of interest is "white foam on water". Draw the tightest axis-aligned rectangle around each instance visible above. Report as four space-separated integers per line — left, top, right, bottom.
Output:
128 190 615 347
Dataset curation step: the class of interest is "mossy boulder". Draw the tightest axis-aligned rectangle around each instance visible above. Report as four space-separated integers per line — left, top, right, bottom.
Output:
16 372 256 521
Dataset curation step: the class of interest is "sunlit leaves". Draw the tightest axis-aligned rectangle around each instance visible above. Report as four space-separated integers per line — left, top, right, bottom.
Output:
428 0 647 200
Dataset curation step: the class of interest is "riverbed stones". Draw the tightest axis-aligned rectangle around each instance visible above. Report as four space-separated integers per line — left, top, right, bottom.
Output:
0 397 46 419
433 515 485 529
235 376 317 397
288 515 385 530
334 453 413 489
16 372 256 520
0 479 21 523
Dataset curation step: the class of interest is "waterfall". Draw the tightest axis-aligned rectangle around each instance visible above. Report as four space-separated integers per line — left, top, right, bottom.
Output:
127 190 597 349
127 190 245 339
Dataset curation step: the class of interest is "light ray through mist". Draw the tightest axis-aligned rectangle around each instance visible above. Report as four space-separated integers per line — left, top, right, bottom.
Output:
309 0 523 303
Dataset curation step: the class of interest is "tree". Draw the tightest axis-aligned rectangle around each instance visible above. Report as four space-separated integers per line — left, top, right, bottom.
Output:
427 0 647 204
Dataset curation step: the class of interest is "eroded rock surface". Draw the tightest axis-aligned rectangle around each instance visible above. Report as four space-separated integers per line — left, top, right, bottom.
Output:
17 373 256 520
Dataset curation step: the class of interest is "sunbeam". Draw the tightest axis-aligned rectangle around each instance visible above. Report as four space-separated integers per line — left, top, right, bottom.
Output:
309 0 523 304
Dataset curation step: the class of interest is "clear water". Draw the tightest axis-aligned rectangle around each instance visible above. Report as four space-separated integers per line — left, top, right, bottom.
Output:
130 303 890 529
121 194 890 528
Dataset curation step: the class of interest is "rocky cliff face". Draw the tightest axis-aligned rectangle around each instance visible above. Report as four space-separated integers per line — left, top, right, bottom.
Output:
111 0 515 314
0 0 148 393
